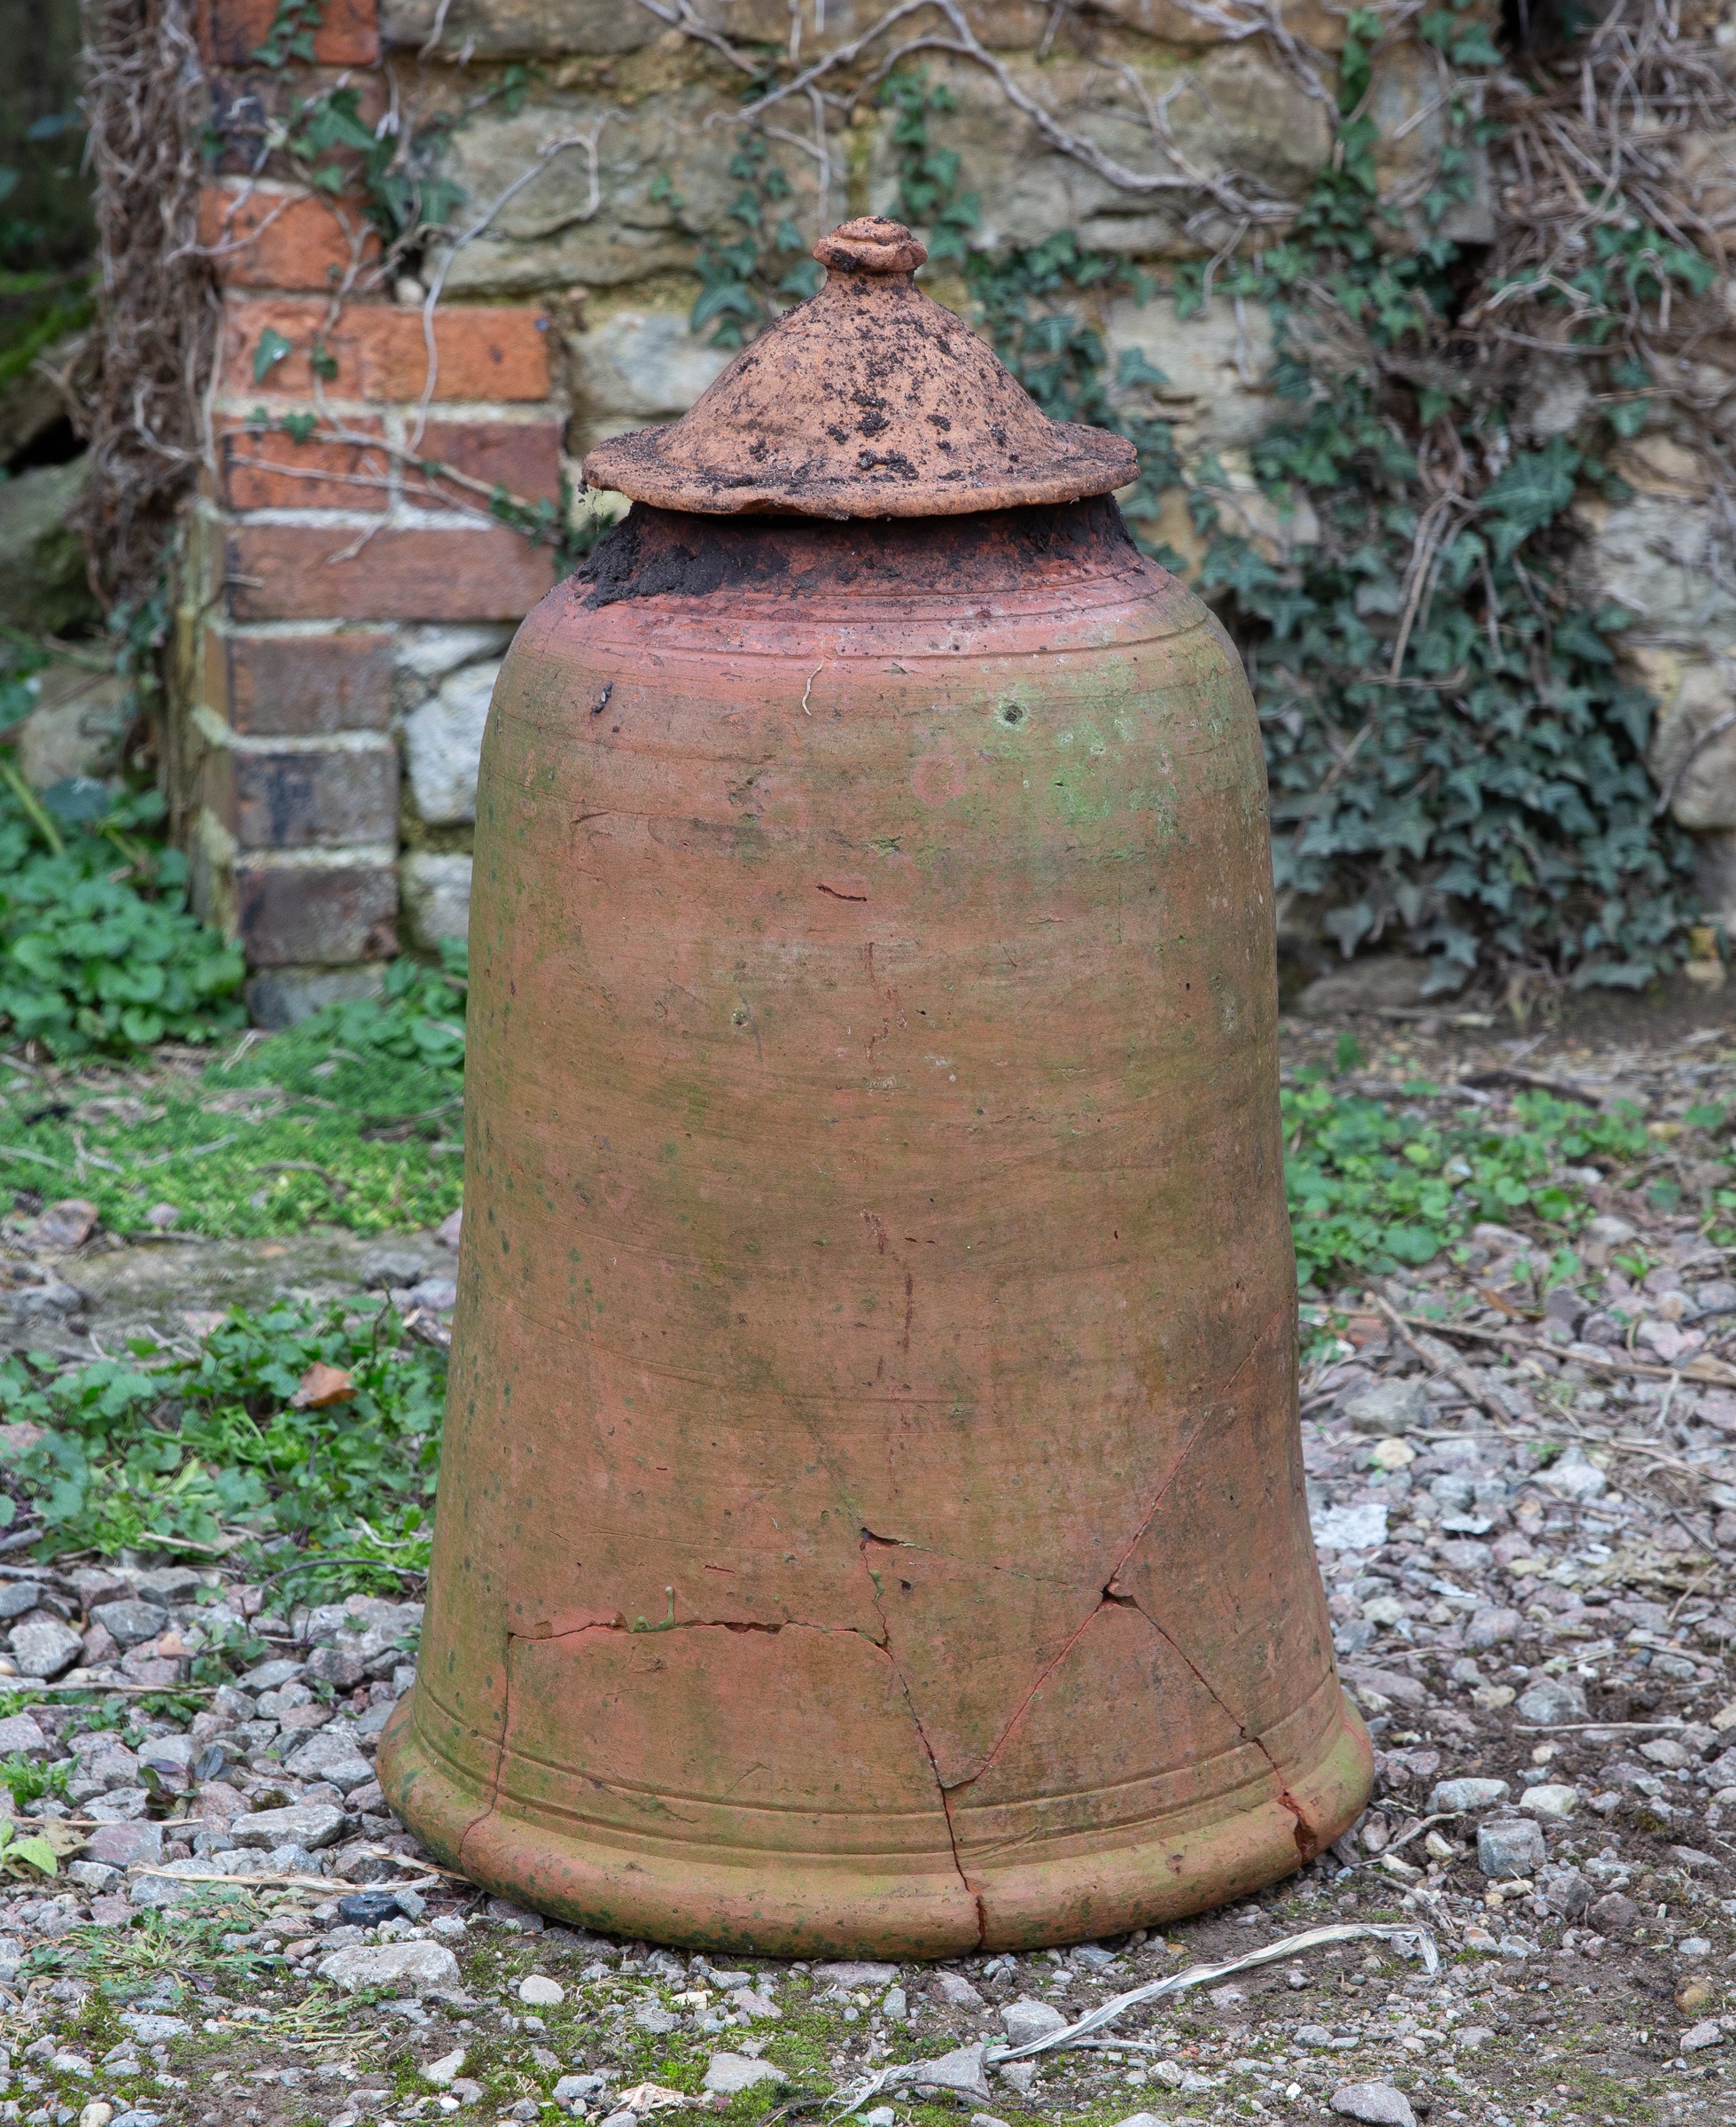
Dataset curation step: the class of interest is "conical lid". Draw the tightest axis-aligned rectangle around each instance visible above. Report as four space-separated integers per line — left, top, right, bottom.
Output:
581 216 1136 518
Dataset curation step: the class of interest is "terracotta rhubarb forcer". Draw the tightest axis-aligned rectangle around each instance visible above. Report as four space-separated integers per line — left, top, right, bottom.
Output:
378 216 1370 1954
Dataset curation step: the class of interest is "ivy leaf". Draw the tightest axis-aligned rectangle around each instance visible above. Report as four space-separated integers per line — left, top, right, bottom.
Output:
1449 25 1503 65
252 327 294 386
1479 439 1581 557
1117 347 1171 392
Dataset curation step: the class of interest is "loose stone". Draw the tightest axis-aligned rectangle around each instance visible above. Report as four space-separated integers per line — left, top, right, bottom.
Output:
1330 2084 1417 2126
1478 1818 1547 1877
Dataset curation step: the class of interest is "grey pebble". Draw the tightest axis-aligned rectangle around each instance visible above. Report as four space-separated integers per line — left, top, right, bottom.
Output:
1477 1818 1546 1879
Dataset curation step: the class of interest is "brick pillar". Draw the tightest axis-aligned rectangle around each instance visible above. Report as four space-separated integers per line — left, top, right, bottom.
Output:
184 0 562 1023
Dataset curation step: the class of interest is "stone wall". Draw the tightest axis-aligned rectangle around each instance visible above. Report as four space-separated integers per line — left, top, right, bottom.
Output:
172 0 1736 1012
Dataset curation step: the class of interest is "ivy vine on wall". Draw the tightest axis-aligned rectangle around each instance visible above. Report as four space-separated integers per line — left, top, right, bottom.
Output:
868 10 1706 1002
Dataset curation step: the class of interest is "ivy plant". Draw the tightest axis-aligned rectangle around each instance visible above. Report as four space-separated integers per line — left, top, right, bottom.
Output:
690 132 825 348
876 22 1702 993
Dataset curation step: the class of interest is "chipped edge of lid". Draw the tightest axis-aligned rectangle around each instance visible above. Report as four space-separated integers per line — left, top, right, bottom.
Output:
583 422 1139 520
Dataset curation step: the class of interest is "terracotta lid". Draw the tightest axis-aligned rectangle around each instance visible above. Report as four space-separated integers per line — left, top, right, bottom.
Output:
581 216 1137 518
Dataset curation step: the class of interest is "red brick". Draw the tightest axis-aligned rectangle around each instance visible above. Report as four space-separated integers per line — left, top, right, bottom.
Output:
414 419 563 507
199 0 378 67
200 185 378 292
220 416 389 510
206 739 399 850
222 298 551 404
226 523 557 621
235 862 398 966
368 307 552 401
216 630 394 736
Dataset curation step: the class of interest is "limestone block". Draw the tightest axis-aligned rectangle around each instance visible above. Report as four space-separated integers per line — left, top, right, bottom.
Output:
432 89 787 296
1369 47 1495 245
15 669 131 790
1090 0 1348 49
1609 433 1709 501
247 967 385 1030
1678 129 1736 237
1102 288 1276 452
1512 359 1592 443
867 49 1332 261
1695 827 1736 929
379 0 658 53
401 853 474 948
396 625 516 685
403 661 501 825
1577 490 1736 645
436 43 1330 298
0 456 97 636
383 0 1049 58
1636 645 1736 831
684 0 1054 47
569 305 734 446
1131 451 1317 572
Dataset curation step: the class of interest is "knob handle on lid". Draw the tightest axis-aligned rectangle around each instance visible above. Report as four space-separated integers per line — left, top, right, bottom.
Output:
813 216 929 277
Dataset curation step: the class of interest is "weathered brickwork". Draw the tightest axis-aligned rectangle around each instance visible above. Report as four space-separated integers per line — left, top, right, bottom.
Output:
184 6 568 1009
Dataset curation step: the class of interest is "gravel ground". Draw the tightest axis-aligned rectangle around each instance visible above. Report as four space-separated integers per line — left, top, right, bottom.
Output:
3 1005 1736 2127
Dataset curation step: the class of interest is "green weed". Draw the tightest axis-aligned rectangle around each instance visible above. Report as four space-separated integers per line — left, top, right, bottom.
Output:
1284 1079 1653 1289
0 701 245 1058
0 1748 68 1810
0 1297 447 1570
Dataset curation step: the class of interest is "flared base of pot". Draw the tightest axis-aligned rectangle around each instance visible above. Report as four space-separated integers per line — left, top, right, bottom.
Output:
377 1688 1371 1957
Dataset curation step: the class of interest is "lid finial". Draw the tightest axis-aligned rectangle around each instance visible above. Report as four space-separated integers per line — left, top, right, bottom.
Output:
581 216 1137 520
812 216 929 277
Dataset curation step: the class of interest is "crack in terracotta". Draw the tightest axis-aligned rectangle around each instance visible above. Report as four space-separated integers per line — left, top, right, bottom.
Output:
843 1300 1293 1824
857 1531 986 1946
455 1638 512 1878
1126 1596 1320 1860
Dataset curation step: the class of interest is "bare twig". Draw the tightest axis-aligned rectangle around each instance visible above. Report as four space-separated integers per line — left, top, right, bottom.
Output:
1373 1292 1514 1426
413 115 621 444
831 1922 1438 2116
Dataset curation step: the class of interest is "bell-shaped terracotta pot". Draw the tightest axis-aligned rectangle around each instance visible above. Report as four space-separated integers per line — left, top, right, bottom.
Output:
378 217 1370 1955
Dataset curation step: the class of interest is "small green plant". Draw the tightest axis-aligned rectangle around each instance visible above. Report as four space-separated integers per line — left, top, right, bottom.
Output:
280 938 468 1075
1283 1079 1650 1289
0 1300 448 1570
884 73 980 266
251 0 326 67
286 85 465 245
0 1749 69 1811
0 941 466 1234
0 722 246 1058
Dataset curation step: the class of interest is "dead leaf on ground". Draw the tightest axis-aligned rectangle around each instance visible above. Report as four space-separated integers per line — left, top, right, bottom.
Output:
291 1363 355 1410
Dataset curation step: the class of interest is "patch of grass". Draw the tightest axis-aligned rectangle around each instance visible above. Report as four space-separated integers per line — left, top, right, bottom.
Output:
0 1297 447 1570
1284 1072 1655 1289
0 944 466 1235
